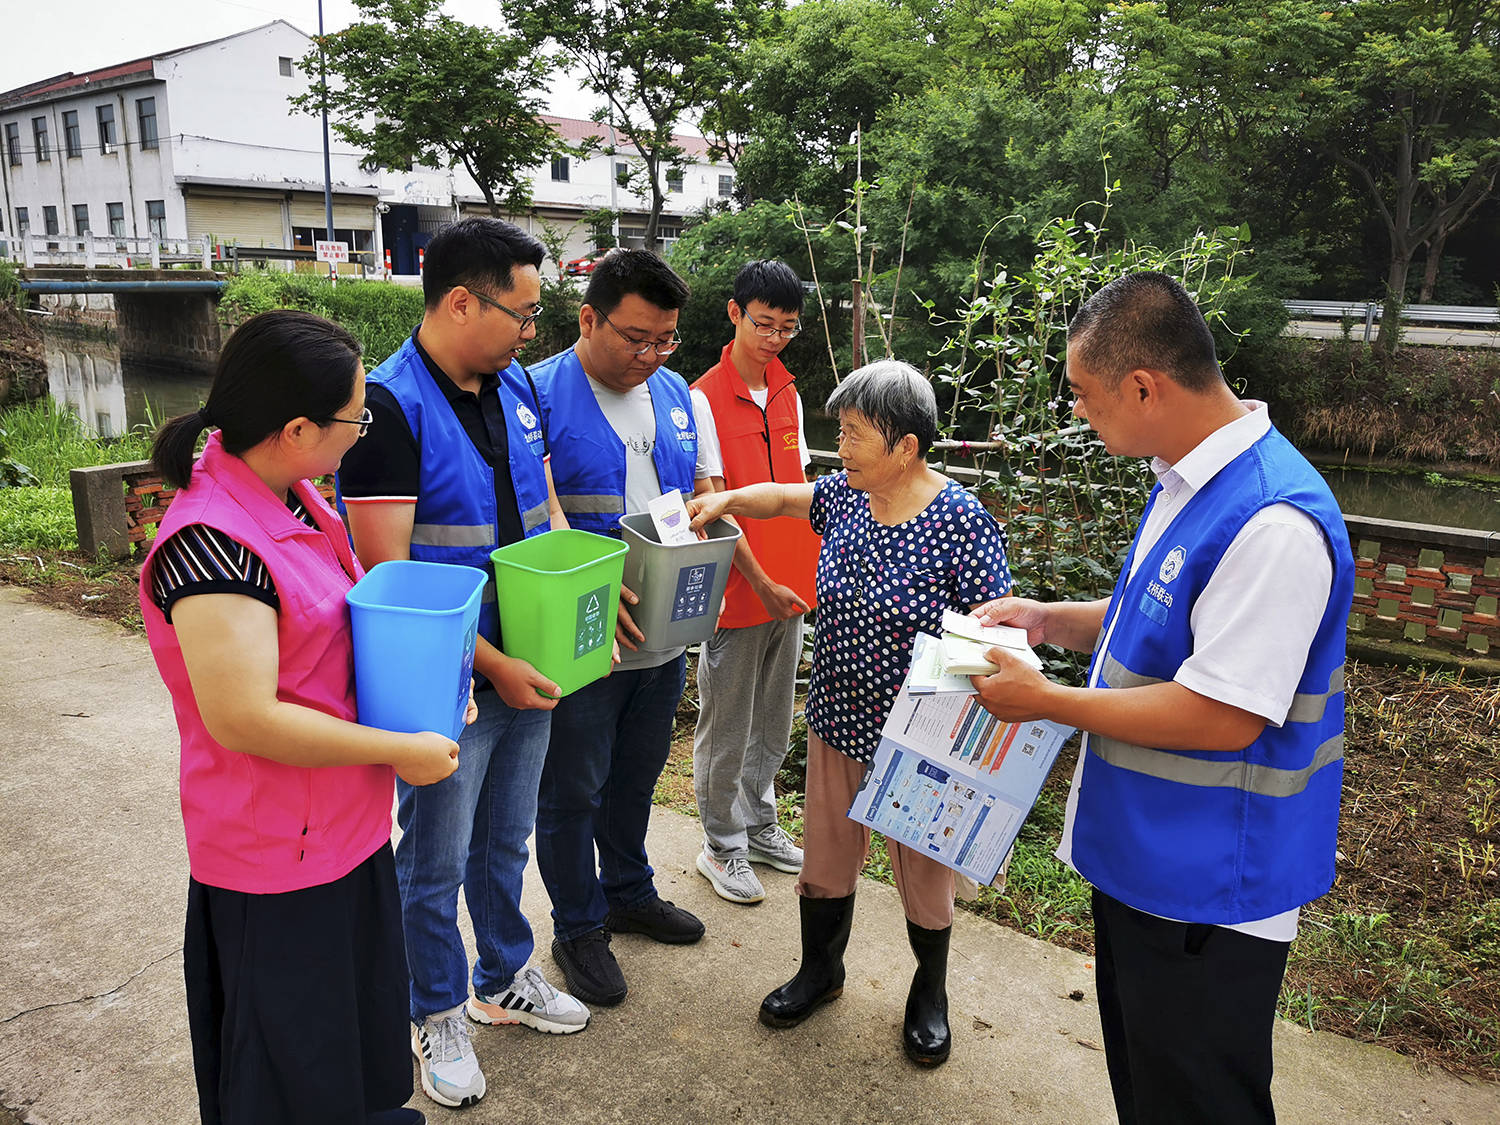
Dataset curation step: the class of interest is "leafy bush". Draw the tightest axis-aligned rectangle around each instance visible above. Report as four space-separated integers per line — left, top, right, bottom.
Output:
0 487 76 550
0 401 152 488
220 268 582 371
0 259 21 309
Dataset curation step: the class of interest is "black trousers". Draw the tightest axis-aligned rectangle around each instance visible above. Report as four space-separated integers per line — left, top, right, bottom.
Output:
1092 888 1291 1125
184 843 413 1125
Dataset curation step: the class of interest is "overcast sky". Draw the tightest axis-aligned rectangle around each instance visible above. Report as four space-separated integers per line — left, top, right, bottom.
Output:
4 0 602 120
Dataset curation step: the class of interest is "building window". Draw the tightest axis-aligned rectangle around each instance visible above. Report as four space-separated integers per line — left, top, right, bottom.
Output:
63 110 81 158
73 204 90 234
665 168 683 193
43 206 59 235
137 97 158 150
146 199 166 239
107 202 125 236
615 160 629 185
97 105 116 153
4 123 19 166
33 117 50 162
718 174 733 198
15 207 29 235
550 155 569 182
279 56 294 77
291 226 373 253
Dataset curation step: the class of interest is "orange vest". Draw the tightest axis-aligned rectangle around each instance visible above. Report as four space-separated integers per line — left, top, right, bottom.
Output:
694 344 822 629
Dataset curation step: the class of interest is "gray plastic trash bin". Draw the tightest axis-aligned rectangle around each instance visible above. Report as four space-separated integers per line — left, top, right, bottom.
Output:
618 511 742 651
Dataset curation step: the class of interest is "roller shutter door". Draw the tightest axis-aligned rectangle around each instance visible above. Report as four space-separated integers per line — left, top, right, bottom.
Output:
185 194 284 247
288 195 375 231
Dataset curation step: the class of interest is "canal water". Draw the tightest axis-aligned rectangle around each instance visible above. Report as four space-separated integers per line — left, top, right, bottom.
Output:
41 329 1500 532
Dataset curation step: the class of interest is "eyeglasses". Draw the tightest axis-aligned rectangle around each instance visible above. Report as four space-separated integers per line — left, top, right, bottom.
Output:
470 288 543 331
596 309 681 356
327 406 373 437
741 308 801 340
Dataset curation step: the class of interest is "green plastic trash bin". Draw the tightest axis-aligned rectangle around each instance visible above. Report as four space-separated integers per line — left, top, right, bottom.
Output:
618 512 741 652
491 529 629 697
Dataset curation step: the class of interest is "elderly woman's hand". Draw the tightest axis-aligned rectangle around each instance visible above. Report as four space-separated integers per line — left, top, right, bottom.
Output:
686 490 732 533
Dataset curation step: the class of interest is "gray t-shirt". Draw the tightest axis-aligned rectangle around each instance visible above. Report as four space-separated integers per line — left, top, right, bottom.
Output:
586 372 712 670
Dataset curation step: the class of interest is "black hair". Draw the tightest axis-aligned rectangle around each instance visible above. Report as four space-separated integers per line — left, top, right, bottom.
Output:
422 217 545 309
732 259 804 315
583 248 690 315
1067 271 1223 392
150 309 362 489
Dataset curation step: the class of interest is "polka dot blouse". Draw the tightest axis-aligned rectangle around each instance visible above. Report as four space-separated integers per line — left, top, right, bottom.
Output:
806 471 1013 764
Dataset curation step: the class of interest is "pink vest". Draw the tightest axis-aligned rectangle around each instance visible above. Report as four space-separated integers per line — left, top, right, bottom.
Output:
139 433 392 894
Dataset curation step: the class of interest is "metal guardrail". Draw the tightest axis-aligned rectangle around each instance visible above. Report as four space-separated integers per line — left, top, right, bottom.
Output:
1283 300 1500 343
9 232 212 269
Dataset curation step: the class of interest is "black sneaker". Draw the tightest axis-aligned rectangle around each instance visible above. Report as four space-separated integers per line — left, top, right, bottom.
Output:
551 930 627 1007
605 896 706 945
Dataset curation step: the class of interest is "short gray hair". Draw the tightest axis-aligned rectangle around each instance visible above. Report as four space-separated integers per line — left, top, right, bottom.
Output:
825 359 938 456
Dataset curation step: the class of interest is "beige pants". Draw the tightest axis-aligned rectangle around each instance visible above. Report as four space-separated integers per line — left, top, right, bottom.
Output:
796 733 955 930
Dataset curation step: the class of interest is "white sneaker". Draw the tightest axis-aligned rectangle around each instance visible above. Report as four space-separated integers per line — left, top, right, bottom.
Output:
467 964 591 1034
748 823 804 874
412 1004 486 1108
696 849 766 904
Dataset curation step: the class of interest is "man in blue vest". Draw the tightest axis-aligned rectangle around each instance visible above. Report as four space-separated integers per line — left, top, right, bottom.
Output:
338 218 588 1111
530 249 713 1008
969 271 1354 1125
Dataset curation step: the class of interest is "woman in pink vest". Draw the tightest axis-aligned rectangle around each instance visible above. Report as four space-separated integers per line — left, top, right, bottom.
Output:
139 310 464 1125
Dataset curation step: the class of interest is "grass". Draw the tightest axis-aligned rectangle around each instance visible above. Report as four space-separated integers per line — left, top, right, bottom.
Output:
1 400 153 487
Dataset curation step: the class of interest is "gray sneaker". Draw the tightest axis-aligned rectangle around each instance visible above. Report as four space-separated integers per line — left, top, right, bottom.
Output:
747 824 804 874
467 964 590 1034
412 1004 485 1108
696 849 766 904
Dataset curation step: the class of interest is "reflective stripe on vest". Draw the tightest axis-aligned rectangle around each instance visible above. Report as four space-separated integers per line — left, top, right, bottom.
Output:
559 493 626 514
521 499 551 532
410 522 496 548
1100 654 1345 726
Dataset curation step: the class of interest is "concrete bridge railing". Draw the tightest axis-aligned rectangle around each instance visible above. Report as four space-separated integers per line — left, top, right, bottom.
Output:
6 233 211 270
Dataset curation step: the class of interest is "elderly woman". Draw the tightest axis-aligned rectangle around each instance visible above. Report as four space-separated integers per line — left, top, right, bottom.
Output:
688 359 1013 1067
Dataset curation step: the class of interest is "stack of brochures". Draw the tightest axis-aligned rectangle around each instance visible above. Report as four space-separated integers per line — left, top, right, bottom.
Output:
934 608 1045 676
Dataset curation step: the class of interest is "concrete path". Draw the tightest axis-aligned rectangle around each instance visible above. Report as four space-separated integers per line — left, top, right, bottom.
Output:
1 584 1496 1125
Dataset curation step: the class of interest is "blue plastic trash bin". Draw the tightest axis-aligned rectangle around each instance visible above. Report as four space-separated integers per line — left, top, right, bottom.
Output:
346 559 487 741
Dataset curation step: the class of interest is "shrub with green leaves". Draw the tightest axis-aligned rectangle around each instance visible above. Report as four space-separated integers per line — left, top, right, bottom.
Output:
0 487 76 550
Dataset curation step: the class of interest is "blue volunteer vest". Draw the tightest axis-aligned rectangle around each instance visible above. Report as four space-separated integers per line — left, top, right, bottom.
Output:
529 347 698 537
340 335 551 646
1072 425 1355 925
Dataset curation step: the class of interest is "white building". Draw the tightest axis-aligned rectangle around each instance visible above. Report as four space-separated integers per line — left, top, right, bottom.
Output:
0 21 737 276
0 21 383 265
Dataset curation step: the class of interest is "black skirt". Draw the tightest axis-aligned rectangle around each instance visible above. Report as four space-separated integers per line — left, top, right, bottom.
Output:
184 842 412 1125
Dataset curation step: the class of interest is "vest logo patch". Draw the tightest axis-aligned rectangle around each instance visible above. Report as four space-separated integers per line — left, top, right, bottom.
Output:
670 407 690 430
1159 545 1186 583
516 403 538 430
783 432 799 449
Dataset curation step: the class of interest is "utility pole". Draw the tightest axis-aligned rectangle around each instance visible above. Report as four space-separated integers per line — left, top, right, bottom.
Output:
318 0 335 283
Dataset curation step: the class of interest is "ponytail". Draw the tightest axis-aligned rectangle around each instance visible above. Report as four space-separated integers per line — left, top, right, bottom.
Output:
150 409 214 490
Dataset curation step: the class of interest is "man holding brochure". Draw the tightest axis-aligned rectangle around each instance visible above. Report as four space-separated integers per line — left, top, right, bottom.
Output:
968 271 1354 1125
529 250 715 1009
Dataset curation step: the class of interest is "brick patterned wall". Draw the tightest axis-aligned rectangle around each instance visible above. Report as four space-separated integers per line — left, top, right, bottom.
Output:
1348 516 1500 655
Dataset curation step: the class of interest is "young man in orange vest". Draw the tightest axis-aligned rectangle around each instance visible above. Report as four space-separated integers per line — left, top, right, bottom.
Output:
689 259 822 904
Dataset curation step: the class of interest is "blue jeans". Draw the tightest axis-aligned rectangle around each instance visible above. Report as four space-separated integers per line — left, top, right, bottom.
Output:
536 653 687 942
394 690 551 1022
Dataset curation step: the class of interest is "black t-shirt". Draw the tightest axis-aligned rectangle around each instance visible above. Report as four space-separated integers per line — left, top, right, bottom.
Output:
338 330 540 548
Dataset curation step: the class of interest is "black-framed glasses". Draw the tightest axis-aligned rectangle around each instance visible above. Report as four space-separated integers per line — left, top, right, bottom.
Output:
742 308 801 340
470 288 543 330
596 308 682 356
327 407 373 437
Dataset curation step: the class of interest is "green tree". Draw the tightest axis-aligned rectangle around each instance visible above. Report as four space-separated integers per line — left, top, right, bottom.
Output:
504 0 767 247
733 0 940 211
293 0 555 216
1270 0 1500 350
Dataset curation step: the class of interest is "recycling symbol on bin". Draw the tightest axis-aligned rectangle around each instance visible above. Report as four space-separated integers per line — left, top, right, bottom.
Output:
587 593 600 614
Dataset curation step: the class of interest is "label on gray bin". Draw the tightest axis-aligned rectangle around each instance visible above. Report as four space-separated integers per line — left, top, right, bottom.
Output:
670 562 718 622
575 584 611 658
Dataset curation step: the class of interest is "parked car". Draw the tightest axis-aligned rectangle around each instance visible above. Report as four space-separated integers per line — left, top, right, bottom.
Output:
564 250 606 276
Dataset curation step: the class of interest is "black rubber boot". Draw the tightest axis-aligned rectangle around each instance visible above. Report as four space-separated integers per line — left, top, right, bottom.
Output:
758 893 855 1028
903 920 951 1066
